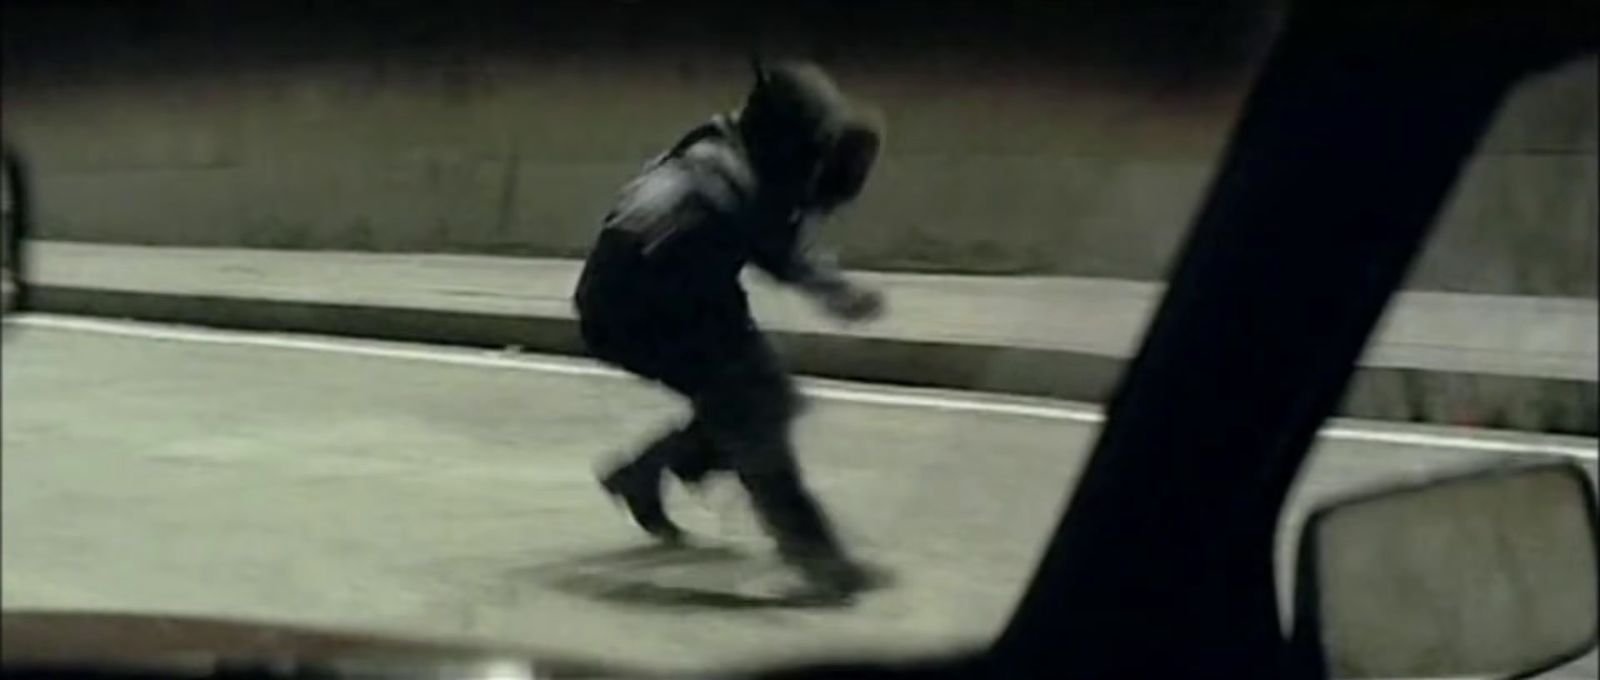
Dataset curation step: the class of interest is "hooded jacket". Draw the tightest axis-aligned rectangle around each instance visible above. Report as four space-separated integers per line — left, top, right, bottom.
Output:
574 113 850 342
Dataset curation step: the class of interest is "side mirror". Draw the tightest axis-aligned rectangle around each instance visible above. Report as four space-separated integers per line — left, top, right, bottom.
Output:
1291 462 1599 679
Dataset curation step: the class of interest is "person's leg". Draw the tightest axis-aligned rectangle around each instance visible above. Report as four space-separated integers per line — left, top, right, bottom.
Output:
622 326 741 487
600 425 695 542
694 336 883 597
580 314 691 542
599 415 734 540
726 433 846 564
591 322 736 540
657 418 729 484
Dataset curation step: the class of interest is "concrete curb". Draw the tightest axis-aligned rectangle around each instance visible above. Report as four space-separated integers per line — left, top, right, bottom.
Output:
29 284 1597 436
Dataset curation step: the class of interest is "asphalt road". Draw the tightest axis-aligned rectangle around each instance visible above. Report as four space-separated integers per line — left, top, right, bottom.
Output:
3 316 1596 676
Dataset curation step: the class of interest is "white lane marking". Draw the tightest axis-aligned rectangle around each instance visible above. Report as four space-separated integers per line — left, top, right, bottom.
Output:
9 314 620 379
804 386 1104 423
11 314 1598 461
1317 426 1594 459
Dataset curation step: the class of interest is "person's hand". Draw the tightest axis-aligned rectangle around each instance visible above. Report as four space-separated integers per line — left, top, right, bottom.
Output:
821 284 885 323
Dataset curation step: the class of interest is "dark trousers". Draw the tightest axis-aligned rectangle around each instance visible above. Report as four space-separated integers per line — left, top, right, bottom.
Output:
581 314 846 563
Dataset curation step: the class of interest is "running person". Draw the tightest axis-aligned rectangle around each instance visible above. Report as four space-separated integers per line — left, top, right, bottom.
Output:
573 61 886 600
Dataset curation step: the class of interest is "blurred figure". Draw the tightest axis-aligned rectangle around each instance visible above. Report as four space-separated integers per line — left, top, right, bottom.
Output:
573 61 886 601
2 142 31 317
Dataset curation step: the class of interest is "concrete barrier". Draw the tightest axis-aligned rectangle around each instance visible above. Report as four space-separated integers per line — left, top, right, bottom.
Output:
24 243 1597 435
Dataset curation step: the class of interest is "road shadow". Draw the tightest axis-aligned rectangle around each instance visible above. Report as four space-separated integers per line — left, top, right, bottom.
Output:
519 541 840 611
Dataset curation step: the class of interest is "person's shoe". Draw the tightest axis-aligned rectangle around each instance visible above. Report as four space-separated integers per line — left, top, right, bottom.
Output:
782 555 894 606
599 461 684 544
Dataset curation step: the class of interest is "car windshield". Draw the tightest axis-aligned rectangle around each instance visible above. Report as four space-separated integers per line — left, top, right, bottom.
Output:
2 2 1595 678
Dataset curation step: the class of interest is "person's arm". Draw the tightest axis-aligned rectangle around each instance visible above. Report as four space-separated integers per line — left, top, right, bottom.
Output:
751 216 842 291
751 216 884 322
